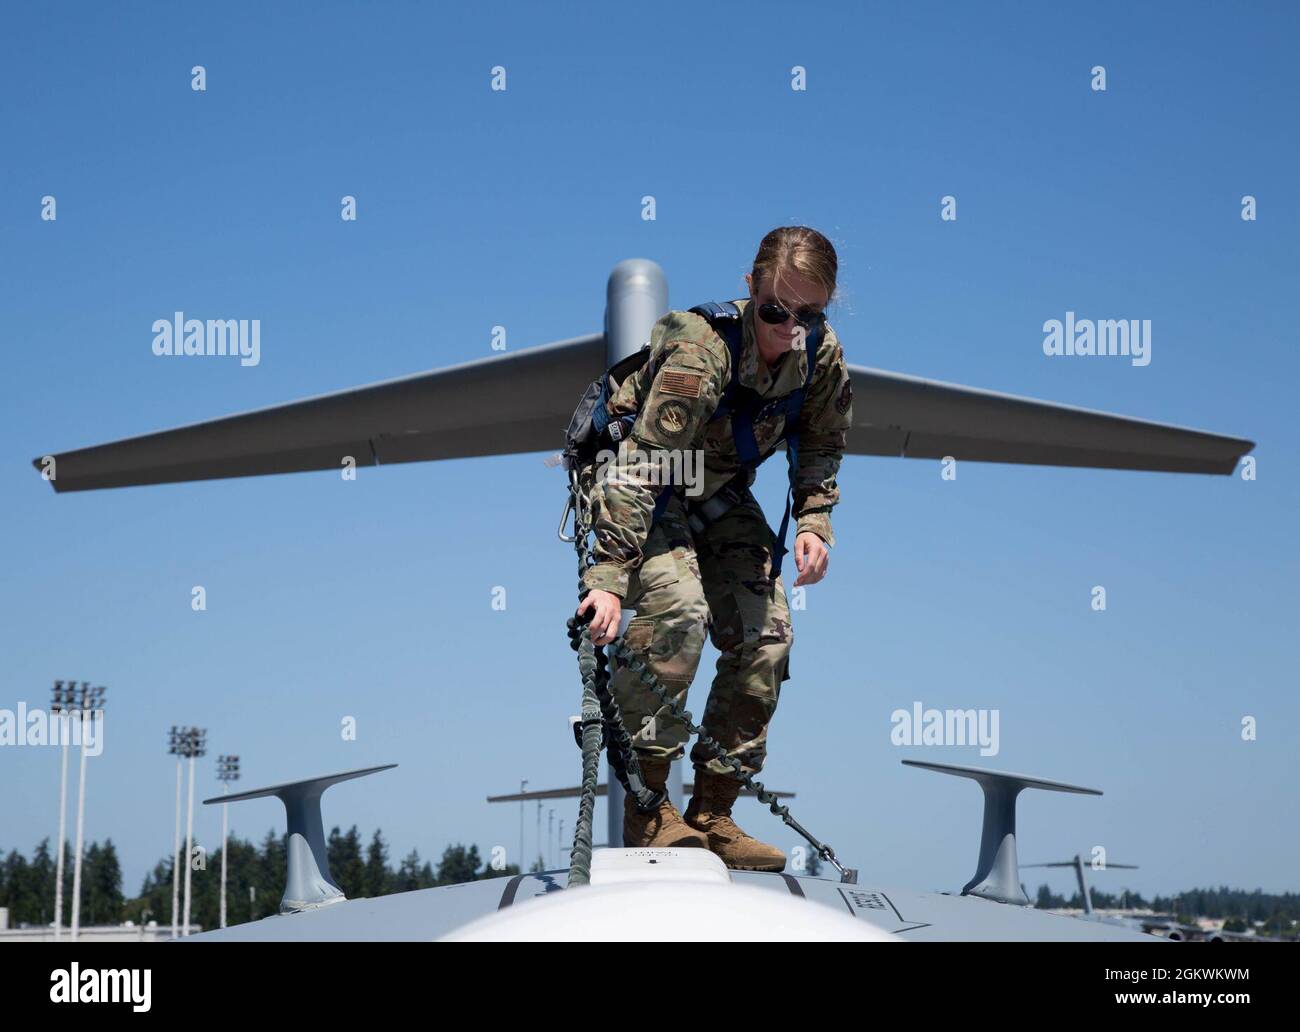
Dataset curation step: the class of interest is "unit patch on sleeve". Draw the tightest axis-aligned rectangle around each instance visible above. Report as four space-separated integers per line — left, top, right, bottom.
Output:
835 373 853 415
654 398 692 438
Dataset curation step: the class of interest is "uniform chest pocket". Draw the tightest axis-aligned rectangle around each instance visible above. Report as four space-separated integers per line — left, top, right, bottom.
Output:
751 409 789 454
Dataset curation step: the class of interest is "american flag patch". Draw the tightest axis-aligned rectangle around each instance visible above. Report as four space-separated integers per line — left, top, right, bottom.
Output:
660 369 703 398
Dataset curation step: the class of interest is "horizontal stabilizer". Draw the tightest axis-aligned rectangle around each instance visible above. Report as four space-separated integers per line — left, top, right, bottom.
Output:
34 335 603 492
32 341 1254 493
846 365 1253 475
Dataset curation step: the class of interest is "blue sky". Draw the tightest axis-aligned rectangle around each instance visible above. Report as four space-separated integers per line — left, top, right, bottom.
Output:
2 1 1297 906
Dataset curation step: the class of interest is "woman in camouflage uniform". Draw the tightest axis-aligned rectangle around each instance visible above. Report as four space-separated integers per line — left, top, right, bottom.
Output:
575 226 853 870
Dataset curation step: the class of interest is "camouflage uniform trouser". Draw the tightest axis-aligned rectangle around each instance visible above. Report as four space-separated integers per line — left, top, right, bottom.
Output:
610 490 793 779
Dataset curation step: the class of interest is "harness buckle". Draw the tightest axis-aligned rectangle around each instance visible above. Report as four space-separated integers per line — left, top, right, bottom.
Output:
685 474 749 535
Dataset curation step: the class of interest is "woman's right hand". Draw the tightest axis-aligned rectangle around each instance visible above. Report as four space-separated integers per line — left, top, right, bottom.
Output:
576 589 622 645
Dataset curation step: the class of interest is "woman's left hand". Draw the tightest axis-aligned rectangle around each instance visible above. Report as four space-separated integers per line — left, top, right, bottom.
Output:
791 531 829 587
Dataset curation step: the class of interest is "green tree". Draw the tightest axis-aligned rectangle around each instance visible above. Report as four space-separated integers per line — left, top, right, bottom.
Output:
2 848 34 924
28 838 55 925
79 842 115 924
393 849 432 892
327 825 365 898
435 844 483 885
363 830 391 898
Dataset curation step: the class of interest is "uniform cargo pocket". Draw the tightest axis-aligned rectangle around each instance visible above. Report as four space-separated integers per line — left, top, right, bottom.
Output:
633 549 681 593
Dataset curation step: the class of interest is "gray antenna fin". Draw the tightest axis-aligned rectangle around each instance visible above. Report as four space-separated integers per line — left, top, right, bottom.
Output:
203 763 397 914
1024 854 1139 914
902 760 1101 906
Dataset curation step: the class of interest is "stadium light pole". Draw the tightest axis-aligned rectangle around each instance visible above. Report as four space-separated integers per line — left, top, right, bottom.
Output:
518 779 527 872
216 754 240 929
70 683 105 941
50 681 75 941
167 727 183 938
181 727 207 937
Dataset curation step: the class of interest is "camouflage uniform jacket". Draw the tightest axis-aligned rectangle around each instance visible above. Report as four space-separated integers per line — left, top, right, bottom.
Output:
581 297 853 598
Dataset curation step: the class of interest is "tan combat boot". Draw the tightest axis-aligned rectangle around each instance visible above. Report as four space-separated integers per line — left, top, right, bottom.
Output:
623 756 709 849
684 770 786 871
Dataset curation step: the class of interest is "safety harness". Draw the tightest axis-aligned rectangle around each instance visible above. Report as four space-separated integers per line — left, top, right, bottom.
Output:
681 300 823 581
563 299 824 583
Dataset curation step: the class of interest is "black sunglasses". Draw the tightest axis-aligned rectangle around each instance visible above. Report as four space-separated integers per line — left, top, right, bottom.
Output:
757 300 825 329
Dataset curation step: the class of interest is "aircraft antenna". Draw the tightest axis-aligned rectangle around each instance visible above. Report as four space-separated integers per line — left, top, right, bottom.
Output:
904 760 1102 906
203 764 396 913
1023 854 1138 914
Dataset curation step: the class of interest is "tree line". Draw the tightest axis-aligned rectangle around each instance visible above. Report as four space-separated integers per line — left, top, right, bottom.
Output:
9 836 1292 938
1032 882 1299 936
1 829 522 931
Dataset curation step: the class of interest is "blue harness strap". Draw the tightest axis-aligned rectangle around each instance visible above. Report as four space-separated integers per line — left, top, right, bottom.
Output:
650 483 674 523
